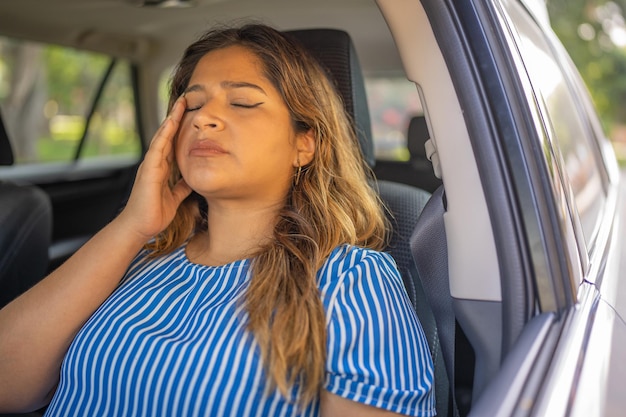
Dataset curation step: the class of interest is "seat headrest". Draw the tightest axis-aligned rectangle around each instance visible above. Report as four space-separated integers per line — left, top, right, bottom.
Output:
407 115 430 159
285 29 375 167
0 109 14 166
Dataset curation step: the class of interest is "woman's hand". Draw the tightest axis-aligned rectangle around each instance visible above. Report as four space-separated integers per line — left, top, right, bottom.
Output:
117 96 192 241
0 98 194 413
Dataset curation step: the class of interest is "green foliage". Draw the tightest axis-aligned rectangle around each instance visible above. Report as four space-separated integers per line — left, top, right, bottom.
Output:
43 45 109 114
547 0 626 131
0 37 141 163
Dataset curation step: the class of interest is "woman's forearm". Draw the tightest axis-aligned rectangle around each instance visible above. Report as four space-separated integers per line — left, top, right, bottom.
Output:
0 97 189 413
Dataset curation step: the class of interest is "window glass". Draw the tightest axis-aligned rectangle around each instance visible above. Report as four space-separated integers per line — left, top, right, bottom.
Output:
507 4 606 248
81 63 141 159
365 77 422 161
158 66 174 119
0 36 140 165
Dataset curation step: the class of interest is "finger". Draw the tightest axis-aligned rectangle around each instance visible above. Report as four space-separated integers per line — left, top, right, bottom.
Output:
170 95 187 121
146 97 187 162
148 97 186 148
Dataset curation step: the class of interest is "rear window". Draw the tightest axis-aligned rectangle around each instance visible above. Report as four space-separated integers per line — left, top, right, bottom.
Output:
365 77 423 161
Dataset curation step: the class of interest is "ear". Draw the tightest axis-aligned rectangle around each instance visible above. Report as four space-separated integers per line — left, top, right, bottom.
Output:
293 129 316 167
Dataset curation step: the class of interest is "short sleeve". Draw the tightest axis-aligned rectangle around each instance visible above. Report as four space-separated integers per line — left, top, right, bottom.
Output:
323 250 435 416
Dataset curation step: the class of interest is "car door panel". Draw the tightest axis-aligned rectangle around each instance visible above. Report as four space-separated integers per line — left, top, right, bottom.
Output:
1 158 139 270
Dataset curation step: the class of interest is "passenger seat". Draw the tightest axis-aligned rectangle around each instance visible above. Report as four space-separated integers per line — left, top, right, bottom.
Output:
374 114 442 193
286 28 452 417
0 110 52 310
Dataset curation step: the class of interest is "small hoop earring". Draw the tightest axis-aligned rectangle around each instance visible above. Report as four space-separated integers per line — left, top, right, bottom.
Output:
294 164 302 186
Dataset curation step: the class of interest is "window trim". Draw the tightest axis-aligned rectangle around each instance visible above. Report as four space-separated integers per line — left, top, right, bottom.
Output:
74 58 117 160
491 0 581 312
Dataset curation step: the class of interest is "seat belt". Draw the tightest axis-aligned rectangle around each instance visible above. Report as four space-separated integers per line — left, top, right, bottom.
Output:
410 185 459 417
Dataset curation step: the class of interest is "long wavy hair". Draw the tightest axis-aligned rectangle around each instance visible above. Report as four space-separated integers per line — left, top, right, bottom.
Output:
147 23 388 405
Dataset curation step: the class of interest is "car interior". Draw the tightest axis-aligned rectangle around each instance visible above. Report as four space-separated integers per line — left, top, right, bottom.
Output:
0 22 466 417
374 114 443 194
0 113 52 310
5 0 619 416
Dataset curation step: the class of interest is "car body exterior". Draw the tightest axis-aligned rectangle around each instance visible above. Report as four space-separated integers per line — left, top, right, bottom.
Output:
0 0 624 416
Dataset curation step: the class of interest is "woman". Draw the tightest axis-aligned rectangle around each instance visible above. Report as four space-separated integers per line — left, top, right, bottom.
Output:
0 24 434 416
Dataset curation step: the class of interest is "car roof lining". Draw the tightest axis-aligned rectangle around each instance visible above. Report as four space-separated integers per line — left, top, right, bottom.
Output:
0 0 404 74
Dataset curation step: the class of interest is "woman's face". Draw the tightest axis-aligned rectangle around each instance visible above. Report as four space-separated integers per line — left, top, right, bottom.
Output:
175 45 312 207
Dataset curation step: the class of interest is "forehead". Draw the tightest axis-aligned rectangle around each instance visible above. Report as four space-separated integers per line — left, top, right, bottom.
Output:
189 45 267 84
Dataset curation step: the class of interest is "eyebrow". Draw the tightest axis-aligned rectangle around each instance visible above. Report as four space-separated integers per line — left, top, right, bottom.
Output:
183 81 267 96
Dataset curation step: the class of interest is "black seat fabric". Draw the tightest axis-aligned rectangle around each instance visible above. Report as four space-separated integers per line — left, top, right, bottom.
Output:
407 115 429 161
286 29 450 417
0 112 52 309
410 185 457 415
0 110 14 166
379 180 450 416
374 115 442 194
406 115 442 193
0 182 52 308
285 29 375 167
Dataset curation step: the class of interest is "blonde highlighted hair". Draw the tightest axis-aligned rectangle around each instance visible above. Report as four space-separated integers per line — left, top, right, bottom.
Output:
147 23 388 405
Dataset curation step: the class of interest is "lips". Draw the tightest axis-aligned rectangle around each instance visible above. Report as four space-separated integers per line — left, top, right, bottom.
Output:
188 140 228 156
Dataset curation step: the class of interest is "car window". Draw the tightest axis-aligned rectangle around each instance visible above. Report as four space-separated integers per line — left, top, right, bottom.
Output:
505 2 607 254
0 36 140 166
158 66 173 120
365 77 423 161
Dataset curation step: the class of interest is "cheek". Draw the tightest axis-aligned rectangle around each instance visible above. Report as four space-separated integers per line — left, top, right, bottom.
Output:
173 133 188 170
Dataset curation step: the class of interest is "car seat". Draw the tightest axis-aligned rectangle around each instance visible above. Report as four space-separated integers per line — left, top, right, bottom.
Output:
0 110 52 310
374 114 442 194
285 28 453 417
406 115 442 193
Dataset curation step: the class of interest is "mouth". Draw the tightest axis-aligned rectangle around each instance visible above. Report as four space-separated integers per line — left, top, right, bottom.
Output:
188 140 228 156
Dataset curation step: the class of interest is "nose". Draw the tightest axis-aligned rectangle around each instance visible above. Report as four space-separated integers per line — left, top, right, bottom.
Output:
191 102 224 131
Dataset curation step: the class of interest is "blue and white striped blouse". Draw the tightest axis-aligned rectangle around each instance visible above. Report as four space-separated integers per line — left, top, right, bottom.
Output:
45 244 435 416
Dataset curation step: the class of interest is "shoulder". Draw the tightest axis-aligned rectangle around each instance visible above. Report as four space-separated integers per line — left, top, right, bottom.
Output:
317 245 398 284
321 245 436 415
317 245 402 309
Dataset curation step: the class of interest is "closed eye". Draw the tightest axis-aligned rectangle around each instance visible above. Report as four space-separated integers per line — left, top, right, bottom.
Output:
185 105 202 113
232 102 264 109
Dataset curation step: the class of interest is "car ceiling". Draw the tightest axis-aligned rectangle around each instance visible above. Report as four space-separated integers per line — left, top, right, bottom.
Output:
0 0 404 75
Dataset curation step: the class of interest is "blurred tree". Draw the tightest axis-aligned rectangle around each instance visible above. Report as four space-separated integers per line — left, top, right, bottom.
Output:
547 0 626 137
0 36 113 162
1 42 47 161
44 45 108 115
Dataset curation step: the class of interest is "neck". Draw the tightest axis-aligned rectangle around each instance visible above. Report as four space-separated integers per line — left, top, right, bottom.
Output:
187 198 284 266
